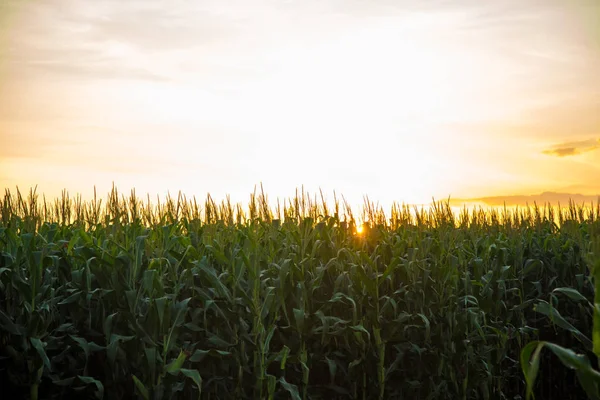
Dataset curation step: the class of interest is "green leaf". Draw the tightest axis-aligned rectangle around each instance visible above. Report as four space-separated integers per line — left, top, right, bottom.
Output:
354 264 377 297
189 349 231 363
521 341 544 400
523 259 543 276
576 369 600 400
125 289 138 313
78 229 93 245
166 350 188 375
0 309 23 335
145 346 157 383
293 308 305 333
534 301 593 349
544 342 593 371
30 337 51 372
278 346 290 370
417 313 431 342
55 323 75 333
349 358 362 369
181 368 203 399
52 376 76 386
264 326 276 353
143 269 156 294
553 287 589 303
195 259 232 302
326 357 337 383
184 322 202 332
107 334 134 367
135 235 147 270
155 297 168 329
57 291 82 305
207 335 232 349
594 304 600 359
350 324 371 341
103 312 117 340
70 335 89 353
267 374 277 398
279 377 301 400
132 375 149 400
78 376 105 400
521 340 600 400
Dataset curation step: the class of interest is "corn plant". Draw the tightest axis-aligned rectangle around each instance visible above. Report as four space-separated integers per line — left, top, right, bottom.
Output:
1 186 598 399
521 226 600 399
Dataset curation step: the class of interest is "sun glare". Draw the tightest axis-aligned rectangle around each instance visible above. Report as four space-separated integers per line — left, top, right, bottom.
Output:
356 225 364 235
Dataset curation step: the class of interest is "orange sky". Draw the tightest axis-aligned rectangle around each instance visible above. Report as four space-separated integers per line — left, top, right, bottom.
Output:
0 0 599 208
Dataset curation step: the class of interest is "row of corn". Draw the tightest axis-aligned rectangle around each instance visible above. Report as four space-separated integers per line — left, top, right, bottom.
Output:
1 187 599 399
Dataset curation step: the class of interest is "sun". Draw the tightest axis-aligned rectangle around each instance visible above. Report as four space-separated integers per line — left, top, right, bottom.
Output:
356 224 364 235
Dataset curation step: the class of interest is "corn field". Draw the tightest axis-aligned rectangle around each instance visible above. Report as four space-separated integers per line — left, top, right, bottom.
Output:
1 186 600 399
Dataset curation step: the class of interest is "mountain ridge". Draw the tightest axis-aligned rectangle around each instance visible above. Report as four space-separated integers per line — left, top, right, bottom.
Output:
449 191 600 207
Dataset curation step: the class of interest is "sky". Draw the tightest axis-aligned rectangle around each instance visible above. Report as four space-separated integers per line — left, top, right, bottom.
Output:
0 0 599 208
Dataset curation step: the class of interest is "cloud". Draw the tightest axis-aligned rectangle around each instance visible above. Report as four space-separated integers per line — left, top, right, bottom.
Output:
2 1 189 83
81 3 240 52
542 138 600 157
19 60 170 82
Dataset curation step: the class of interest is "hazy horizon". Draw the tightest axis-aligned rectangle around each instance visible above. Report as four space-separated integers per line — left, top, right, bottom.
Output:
1 0 599 208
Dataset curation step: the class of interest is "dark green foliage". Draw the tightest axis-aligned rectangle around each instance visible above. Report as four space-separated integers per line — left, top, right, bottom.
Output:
1 187 599 399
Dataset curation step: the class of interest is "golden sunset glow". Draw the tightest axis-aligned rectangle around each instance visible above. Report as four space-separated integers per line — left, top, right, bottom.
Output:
1 0 599 207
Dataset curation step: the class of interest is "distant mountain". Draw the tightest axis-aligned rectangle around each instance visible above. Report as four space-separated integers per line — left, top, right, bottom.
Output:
554 185 600 195
449 192 600 207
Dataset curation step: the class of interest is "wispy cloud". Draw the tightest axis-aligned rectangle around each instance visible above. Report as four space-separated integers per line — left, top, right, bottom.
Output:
543 138 600 157
2 1 184 83
2 0 600 202
20 60 170 82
